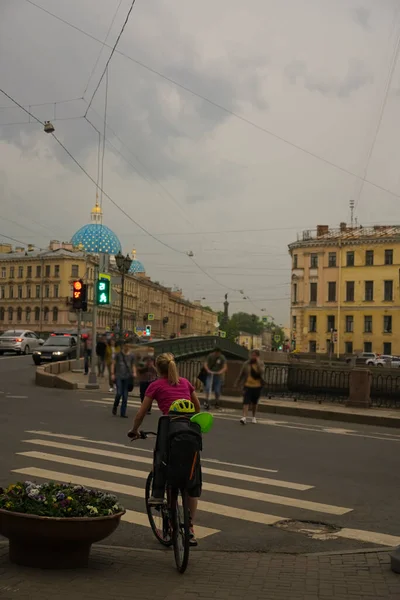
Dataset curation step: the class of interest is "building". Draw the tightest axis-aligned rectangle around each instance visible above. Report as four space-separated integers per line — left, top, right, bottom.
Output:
0 203 216 337
289 223 400 356
236 332 263 350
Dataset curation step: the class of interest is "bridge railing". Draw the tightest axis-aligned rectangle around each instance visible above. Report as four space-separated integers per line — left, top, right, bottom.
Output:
149 335 249 360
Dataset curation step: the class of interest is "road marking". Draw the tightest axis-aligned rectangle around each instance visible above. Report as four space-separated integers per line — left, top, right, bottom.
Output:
5 395 28 399
322 428 357 434
18 450 347 515
19 443 311 490
13 466 288 527
123 509 218 539
25 431 279 472
337 528 400 547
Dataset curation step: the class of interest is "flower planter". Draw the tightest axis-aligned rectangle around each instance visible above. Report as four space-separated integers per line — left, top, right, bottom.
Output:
0 508 125 569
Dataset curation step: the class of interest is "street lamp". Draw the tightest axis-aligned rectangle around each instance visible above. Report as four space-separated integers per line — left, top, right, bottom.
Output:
115 251 132 337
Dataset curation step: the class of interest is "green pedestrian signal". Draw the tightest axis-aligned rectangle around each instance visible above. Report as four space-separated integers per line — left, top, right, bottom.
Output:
96 278 110 305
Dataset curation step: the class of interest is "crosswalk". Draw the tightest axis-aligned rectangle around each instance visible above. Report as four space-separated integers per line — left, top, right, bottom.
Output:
8 428 400 548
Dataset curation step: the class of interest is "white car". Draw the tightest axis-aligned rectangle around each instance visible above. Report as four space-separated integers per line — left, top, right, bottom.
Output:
0 330 44 355
368 355 400 368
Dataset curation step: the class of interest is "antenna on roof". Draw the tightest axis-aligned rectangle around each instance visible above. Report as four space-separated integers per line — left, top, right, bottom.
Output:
349 199 355 228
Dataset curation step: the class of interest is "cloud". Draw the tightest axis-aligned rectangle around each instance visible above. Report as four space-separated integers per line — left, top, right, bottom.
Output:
352 7 370 30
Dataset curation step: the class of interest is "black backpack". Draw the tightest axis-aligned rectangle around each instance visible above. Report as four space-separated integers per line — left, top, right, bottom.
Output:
166 417 202 488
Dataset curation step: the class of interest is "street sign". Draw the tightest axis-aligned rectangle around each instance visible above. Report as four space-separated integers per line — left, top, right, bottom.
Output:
219 330 226 338
135 326 145 335
262 316 268 324
148 313 155 321
274 334 281 343
99 253 110 274
99 272 110 281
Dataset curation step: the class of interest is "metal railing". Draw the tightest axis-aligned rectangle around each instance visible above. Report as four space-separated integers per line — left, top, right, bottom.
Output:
149 335 249 360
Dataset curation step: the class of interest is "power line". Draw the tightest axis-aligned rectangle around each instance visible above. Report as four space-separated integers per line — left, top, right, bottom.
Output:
84 0 137 116
0 96 84 110
22 0 400 202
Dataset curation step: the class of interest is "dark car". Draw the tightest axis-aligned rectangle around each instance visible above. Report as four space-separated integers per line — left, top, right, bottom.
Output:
33 336 77 365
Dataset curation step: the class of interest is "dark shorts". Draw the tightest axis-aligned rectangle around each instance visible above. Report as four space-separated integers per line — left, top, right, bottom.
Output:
243 386 262 405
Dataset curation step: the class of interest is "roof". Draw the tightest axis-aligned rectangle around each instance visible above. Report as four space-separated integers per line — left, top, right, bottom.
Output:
289 224 400 250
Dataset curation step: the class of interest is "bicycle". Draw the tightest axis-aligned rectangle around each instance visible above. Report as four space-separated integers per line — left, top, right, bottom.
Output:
129 430 192 574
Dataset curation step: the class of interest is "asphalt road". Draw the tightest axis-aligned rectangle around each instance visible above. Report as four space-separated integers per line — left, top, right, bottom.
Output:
1 353 400 555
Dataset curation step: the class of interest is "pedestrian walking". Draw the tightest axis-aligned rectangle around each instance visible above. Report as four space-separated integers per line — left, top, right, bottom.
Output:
83 333 92 375
96 335 107 377
137 355 158 414
204 347 227 409
111 341 136 418
236 349 265 425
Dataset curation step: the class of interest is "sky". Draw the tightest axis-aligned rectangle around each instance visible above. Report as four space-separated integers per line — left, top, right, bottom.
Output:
1 0 400 325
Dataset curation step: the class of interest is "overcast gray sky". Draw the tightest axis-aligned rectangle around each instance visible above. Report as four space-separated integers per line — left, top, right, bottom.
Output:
1 0 400 325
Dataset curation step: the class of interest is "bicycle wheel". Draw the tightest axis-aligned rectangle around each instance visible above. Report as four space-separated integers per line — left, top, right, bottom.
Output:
170 487 190 574
145 471 173 547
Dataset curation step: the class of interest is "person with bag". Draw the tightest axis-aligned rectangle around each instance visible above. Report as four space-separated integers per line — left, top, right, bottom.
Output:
128 353 201 545
203 347 227 409
236 349 265 425
112 341 136 418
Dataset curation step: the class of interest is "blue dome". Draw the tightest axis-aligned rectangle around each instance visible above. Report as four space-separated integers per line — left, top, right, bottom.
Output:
129 259 145 274
71 223 122 254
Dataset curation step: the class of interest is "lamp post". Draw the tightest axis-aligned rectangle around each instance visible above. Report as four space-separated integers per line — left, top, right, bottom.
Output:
115 251 132 338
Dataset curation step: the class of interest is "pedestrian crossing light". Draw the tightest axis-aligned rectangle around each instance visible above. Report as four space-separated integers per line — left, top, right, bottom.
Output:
96 278 110 305
145 325 151 337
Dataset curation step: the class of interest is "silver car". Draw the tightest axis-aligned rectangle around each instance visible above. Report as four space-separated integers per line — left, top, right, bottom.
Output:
0 330 44 355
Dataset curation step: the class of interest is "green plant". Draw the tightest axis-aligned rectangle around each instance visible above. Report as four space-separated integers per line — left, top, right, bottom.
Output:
0 481 124 518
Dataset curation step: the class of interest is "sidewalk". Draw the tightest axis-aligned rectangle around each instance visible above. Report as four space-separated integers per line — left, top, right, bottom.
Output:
60 370 400 428
0 542 399 599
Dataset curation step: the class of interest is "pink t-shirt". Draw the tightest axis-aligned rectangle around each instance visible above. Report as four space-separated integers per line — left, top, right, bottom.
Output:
145 377 195 415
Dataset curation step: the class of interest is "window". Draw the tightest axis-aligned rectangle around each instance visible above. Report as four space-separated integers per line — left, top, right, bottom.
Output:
8 307 13 321
43 307 49 322
310 282 317 303
9 286 14 299
310 253 318 268
0 286 4 299
365 250 374 266
27 285 31 299
384 280 393 301
36 285 40 299
309 340 317 353
327 315 335 331
345 315 354 333
27 266 32 279
54 284 59 298
17 285 23 299
52 307 58 322
383 342 392 355
17 307 22 322
345 341 353 354
328 252 337 267
34 307 40 322
45 265 51 277
309 315 317 332
346 251 355 267
0 307 4 321
364 341 372 353
36 265 41 278
365 281 374 301
71 264 79 277
384 315 392 333
364 315 372 333
292 283 297 303
1 267 6 278
293 254 298 269
26 307 31 323
328 282 336 302
18 266 23 278
292 315 297 330
385 249 393 265
45 285 50 298
9 267 14 278
54 264 60 277
346 281 355 302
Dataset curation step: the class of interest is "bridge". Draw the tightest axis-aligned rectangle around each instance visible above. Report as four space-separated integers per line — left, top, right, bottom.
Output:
147 335 249 361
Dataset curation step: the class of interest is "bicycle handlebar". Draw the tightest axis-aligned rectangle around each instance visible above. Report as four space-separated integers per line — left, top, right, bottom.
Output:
128 430 157 440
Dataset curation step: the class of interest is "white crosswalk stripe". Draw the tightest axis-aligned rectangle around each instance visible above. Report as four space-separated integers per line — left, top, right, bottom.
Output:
9 431 400 548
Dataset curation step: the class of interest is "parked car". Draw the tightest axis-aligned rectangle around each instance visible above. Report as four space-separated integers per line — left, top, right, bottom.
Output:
0 330 44 355
346 352 377 365
368 355 400 368
33 336 77 365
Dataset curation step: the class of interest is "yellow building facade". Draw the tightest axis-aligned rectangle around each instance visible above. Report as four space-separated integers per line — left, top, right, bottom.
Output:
289 224 400 356
0 242 216 338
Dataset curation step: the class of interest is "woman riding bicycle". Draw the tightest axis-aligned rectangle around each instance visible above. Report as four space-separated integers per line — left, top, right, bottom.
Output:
128 353 201 545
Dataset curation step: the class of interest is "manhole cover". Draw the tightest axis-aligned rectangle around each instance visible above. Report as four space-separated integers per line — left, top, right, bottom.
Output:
275 520 341 540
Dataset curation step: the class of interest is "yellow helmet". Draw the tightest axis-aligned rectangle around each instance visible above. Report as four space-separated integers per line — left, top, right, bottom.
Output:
169 399 196 414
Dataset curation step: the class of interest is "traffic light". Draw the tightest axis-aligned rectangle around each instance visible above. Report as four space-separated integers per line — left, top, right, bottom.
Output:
145 325 151 337
96 278 110 306
72 280 87 310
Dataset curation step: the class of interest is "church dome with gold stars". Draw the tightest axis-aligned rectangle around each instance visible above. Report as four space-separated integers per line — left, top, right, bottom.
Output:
71 201 122 254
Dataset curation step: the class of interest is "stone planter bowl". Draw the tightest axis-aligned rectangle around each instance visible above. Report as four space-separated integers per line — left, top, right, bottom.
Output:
0 508 125 569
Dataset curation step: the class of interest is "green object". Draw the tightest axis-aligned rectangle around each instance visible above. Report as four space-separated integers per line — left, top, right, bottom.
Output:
96 278 110 305
219 330 226 338
148 313 154 321
190 412 214 433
